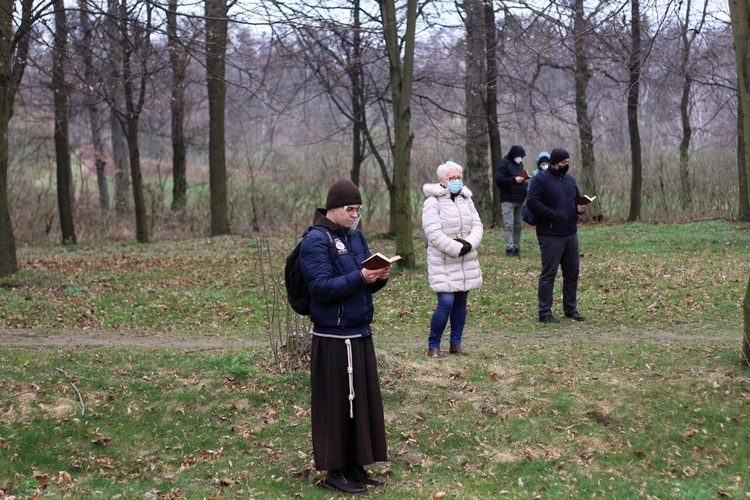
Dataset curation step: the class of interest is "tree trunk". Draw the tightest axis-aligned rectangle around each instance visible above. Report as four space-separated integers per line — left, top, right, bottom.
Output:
108 0 129 215
484 1 502 228
739 101 749 220
205 0 230 236
627 0 643 222
379 0 416 267
462 0 491 222
729 0 750 222
573 0 600 221
119 0 149 243
678 0 694 213
78 0 109 211
743 276 750 367
349 0 365 187
0 0 32 278
168 0 188 212
53 0 77 245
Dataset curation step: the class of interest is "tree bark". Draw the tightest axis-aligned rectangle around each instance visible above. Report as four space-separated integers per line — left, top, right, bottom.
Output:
743 276 750 367
678 0 694 212
168 0 189 212
205 0 230 236
108 0 129 215
78 0 109 211
484 1 502 228
573 0 600 221
0 0 33 277
349 0 365 188
379 0 416 267
729 0 750 222
462 0 491 222
53 0 77 245
120 0 150 243
627 0 643 222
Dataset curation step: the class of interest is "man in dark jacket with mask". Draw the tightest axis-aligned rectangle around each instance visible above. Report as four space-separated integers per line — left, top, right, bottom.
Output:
525 148 586 323
299 179 391 493
494 144 529 257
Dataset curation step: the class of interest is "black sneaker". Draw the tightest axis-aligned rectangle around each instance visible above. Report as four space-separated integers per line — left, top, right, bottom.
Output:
324 470 366 494
506 249 514 257
539 315 560 324
565 312 585 321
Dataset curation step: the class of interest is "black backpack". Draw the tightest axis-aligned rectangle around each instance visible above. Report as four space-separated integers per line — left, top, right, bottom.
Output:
284 226 336 315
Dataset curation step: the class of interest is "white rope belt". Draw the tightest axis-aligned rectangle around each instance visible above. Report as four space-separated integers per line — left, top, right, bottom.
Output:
345 339 355 418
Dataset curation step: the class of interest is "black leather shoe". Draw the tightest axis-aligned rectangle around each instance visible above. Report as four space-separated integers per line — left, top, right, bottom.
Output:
324 470 366 494
346 465 384 487
539 315 560 324
565 312 585 321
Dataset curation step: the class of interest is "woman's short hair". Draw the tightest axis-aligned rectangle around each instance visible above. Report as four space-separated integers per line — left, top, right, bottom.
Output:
437 161 463 180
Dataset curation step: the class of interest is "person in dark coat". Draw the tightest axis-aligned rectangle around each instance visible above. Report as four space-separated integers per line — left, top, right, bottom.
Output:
525 148 586 323
299 179 391 494
494 144 529 257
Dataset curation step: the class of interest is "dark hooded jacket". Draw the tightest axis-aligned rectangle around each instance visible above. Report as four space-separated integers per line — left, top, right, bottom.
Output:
299 209 387 337
494 144 528 203
525 165 582 236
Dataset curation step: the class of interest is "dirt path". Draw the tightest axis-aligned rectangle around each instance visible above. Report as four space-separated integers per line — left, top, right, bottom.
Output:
0 328 261 348
0 326 742 349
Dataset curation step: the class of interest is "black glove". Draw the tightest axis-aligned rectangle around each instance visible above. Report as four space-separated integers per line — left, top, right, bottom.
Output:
455 238 472 256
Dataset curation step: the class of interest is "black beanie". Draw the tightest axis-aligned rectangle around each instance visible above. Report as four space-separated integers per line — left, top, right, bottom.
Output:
326 179 362 209
549 148 570 166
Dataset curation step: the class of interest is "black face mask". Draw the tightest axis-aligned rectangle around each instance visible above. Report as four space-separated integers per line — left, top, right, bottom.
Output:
560 164 569 175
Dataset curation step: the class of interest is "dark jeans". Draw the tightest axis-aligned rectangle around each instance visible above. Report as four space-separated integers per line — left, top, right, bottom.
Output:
536 233 579 318
428 291 469 348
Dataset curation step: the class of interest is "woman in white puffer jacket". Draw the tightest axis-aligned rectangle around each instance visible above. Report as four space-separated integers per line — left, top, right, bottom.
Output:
422 161 483 358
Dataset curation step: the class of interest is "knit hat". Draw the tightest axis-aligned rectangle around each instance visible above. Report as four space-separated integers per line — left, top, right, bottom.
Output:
549 148 570 166
536 151 550 167
326 179 362 209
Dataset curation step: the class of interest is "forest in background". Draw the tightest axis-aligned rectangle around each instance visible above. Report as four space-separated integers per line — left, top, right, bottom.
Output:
0 0 744 252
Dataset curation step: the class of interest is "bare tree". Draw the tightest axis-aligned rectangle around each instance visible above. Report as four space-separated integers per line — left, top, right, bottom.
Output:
168 0 189 211
107 0 130 215
484 1 502 227
118 0 155 243
379 0 417 267
0 0 37 277
675 0 709 212
53 0 77 244
626 0 643 222
206 0 231 236
78 0 109 211
462 0 492 221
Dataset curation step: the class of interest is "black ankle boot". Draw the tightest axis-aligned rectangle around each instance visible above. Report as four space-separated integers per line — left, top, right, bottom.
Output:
325 470 366 494
345 465 384 487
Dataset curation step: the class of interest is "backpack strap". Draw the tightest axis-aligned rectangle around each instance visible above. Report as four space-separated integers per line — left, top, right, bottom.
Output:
307 226 337 263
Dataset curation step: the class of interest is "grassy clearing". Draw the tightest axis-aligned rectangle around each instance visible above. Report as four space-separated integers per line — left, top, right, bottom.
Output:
1 220 750 498
2 220 749 339
0 341 748 498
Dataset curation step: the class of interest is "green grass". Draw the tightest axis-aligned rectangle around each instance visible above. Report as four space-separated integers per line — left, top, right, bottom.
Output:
1 220 749 498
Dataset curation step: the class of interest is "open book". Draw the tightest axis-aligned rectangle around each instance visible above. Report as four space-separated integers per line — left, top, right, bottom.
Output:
575 195 597 205
361 252 402 270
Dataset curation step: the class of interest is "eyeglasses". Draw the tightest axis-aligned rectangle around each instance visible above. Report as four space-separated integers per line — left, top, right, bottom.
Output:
448 175 463 181
343 205 363 215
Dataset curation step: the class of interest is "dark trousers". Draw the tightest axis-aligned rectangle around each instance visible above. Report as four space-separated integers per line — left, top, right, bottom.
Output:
536 233 579 318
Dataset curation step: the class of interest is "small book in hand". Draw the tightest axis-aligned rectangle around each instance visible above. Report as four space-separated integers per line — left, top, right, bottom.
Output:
361 252 402 270
575 195 597 205
518 170 530 180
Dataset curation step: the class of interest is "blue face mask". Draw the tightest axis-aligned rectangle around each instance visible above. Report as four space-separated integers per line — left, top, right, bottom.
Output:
447 180 463 194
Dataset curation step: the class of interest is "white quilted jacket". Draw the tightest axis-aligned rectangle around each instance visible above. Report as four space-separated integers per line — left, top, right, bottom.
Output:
421 183 483 293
